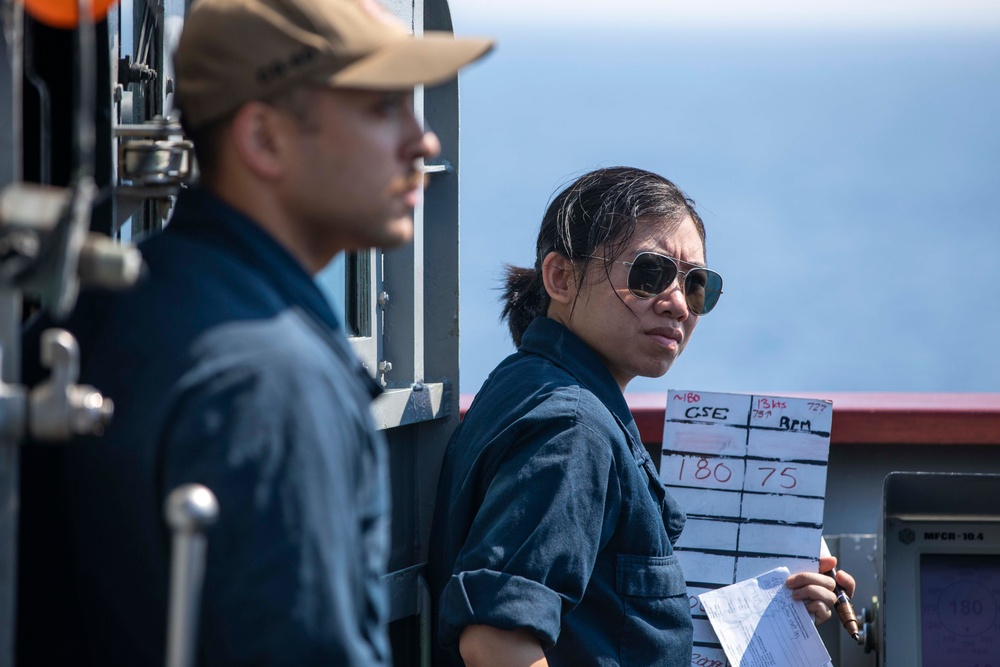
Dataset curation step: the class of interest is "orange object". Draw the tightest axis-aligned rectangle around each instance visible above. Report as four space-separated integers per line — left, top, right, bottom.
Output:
24 0 118 29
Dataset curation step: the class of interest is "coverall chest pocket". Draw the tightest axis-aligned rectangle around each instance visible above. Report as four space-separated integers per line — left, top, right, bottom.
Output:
615 554 693 667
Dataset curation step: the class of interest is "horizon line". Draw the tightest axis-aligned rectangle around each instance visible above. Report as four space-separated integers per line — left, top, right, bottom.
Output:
450 2 1000 32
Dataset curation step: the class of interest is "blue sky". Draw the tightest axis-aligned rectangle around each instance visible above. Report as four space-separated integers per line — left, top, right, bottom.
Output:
442 2 1000 395
451 0 1000 30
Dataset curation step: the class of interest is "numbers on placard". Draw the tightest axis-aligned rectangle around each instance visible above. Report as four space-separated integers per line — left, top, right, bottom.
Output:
679 457 733 484
758 466 798 489
691 654 725 667
673 392 701 403
806 401 828 413
752 409 772 419
756 397 786 410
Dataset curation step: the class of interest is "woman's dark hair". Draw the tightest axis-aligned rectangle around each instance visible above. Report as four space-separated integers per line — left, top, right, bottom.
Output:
501 166 706 346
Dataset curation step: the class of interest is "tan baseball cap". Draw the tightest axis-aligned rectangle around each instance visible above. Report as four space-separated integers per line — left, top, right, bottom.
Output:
174 0 494 130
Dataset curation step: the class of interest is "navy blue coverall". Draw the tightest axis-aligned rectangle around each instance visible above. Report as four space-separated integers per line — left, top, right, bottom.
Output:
428 316 694 667
18 187 391 666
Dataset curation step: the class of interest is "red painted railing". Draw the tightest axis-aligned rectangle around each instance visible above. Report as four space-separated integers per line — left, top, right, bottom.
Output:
461 393 1000 446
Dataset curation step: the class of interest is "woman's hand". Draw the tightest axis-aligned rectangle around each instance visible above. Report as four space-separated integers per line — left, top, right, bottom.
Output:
459 625 549 667
784 556 857 625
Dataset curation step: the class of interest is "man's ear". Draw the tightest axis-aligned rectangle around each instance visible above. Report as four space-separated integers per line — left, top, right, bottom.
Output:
541 251 577 305
228 102 292 181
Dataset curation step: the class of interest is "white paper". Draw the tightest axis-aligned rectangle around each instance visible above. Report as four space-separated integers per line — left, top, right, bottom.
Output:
699 567 833 667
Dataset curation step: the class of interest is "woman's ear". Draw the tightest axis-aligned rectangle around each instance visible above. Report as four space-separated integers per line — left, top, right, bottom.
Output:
228 102 292 181
541 251 577 305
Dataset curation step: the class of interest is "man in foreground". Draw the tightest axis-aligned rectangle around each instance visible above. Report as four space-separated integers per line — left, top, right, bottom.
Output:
17 0 491 663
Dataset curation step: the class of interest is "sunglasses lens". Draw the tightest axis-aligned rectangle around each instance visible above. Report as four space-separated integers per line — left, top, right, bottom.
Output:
626 252 723 315
627 253 678 298
685 269 723 315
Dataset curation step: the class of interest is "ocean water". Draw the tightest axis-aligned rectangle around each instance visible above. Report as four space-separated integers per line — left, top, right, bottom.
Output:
454 26 1000 395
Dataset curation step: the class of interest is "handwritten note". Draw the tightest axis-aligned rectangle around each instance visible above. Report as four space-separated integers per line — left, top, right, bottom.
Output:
699 567 833 667
659 390 833 664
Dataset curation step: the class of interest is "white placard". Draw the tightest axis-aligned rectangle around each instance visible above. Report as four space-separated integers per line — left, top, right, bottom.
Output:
662 390 833 664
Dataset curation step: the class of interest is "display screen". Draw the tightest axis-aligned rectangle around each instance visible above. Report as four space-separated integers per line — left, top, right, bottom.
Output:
921 554 1000 666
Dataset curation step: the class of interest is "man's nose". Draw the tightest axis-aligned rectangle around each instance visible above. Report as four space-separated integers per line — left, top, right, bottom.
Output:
403 104 441 161
419 128 441 160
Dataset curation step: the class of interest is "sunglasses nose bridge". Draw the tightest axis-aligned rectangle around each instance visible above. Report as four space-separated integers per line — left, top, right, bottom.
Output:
673 268 690 294
647 264 708 317
647 267 691 314
661 266 696 302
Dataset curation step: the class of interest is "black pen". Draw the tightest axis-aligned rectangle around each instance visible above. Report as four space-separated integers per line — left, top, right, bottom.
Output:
822 563 861 643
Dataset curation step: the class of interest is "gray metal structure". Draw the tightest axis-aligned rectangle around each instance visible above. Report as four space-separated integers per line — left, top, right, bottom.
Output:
878 472 1000 667
0 0 464 664
356 0 468 657
0 1 140 662
0 1 23 649
823 442 1000 666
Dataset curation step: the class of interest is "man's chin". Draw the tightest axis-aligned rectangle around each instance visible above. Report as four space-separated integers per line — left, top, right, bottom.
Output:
382 218 415 247
348 217 414 251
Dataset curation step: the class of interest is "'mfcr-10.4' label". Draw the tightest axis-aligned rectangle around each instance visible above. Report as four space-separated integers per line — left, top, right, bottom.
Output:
923 531 988 541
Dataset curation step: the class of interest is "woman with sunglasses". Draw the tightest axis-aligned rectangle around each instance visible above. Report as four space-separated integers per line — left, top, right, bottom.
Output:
427 166 854 667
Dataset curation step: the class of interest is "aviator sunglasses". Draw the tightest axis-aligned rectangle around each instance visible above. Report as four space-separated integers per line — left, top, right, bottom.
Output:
586 251 724 315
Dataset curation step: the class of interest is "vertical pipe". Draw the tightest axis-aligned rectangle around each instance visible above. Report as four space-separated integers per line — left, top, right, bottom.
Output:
74 0 95 181
0 290 23 667
0 0 24 660
164 484 218 667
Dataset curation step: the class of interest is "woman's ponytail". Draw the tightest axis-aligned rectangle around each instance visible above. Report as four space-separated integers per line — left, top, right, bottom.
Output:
500 264 549 347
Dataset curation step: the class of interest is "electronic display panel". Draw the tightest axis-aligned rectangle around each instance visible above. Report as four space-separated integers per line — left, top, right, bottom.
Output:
921 554 1000 665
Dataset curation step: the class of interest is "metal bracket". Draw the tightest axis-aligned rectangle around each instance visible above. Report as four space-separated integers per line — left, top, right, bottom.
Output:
28 328 112 442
